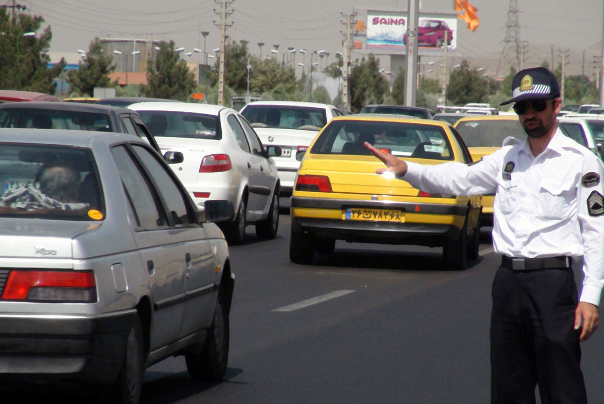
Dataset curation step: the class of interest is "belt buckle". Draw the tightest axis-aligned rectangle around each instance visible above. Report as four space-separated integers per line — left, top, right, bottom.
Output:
512 258 525 270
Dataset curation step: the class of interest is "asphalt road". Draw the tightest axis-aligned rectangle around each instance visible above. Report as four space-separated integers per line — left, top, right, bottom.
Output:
6 208 604 403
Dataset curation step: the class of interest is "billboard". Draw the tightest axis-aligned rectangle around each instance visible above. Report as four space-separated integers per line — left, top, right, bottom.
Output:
354 10 458 56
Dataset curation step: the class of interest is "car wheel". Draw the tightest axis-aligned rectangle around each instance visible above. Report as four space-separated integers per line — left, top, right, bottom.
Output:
467 215 481 260
256 191 279 239
315 237 335 254
99 315 145 404
224 198 246 245
289 224 315 264
186 295 229 381
443 219 468 270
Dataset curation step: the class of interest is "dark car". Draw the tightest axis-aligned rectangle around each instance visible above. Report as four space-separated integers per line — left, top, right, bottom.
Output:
0 101 160 153
96 97 178 107
0 90 60 104
404 19 453 47
360 105 433 119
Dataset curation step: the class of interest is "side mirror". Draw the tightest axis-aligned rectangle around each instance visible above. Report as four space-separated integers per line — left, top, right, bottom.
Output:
266 145 282 158
164 151 184 164
204 200 235 223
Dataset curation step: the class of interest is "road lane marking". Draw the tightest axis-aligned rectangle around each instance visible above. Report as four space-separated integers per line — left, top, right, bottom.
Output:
479 246 494 256
273 290 356 312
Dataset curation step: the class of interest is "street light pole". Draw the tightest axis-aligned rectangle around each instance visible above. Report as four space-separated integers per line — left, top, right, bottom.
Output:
258 42 264 59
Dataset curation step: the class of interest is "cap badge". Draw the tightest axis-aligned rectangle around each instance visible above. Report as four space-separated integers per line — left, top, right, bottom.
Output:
520 75 533 92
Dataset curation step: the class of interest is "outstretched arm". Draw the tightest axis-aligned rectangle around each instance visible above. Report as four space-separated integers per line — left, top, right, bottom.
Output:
364 142 408 176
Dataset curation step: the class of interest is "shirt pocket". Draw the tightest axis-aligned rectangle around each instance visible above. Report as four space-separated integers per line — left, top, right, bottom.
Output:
496 177 519 215
538 178 576 220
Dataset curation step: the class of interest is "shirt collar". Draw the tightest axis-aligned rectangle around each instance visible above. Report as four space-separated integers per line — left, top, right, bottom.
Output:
518 127 565 158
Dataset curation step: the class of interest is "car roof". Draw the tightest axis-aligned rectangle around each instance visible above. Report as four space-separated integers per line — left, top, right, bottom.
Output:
331 114 448 128
0 101 132 114
371 105 430 111
0 90 61 102
243 101 334 108
455 115 519 123
433 113 469 117
0 128 130 147
128 102 227 116
96 97 177 103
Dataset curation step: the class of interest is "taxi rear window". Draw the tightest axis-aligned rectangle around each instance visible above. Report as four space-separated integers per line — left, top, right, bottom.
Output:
311 120 455 160
0 144 103 221
455 119 525 147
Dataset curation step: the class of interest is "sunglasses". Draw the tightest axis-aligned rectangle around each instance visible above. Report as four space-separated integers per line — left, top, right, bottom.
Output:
513 98 556 115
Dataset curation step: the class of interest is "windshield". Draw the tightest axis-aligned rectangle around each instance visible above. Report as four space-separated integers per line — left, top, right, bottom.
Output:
454 119 525 147
138 111 221 140
0 144 103 220
0 108 113 131
559 122 588 147
372 107 429 118
311 120 454 161
241 106 327 130
419 20 441 28
585 120 604 144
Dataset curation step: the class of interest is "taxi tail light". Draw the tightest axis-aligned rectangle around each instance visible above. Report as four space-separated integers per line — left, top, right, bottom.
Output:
295 175 332 192
2 270 97 302
200 154 232 173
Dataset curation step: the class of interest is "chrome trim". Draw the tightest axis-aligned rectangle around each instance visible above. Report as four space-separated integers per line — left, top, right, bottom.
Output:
291 196 468 216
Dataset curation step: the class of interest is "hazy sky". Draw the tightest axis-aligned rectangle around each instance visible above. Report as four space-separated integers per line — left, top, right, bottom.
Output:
21 0 604 75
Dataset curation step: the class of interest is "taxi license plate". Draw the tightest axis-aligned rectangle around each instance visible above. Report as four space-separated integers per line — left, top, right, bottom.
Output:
280 148 291 157
344 208 404 222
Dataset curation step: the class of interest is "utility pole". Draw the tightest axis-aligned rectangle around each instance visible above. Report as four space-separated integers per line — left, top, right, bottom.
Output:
405 0 419 107
441 30 448 107
497 0 521 76
550 45 554 70
520 41 529 70
600 2 604 106
558 48 569 104
214 1 233 106
341 11 356 110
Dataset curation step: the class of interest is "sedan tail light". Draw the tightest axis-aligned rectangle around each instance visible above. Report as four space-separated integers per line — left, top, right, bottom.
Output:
2 270 97 302
297 146 308 153
295 175 332 192
200 154 232 173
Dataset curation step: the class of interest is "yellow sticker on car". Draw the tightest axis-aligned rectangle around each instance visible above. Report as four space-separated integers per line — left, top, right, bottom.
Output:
88 209 103 220
344 208 404 222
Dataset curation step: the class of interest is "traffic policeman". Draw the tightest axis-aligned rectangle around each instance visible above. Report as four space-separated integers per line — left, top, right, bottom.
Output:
365 67 604 404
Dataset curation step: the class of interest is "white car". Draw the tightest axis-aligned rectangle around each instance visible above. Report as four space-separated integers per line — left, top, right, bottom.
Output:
129 102 281 245
240 101 344 195
558 116 602 158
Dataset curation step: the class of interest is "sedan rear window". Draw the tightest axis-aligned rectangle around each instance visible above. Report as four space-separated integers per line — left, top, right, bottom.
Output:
455 119 525 147
241 106 327 130
0 108 113 131
0 145 103 220
138 111 221 140
311 120 454 161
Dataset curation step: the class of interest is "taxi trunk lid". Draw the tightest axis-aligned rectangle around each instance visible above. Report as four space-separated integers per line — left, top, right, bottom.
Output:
299 155 440 197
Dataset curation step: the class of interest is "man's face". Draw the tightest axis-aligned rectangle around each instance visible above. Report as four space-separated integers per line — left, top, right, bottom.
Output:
515 98 561 139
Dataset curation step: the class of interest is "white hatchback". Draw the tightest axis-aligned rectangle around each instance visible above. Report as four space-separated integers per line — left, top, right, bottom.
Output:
129 102 281 245
240 101 343 195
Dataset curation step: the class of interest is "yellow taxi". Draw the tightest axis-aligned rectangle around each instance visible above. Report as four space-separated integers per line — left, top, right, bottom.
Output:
453 115 525 226
290 115 482 270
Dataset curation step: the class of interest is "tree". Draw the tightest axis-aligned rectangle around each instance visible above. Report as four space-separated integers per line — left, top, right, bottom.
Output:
312 86 331 104
67 38 115 97
501 66 516 97
0 9 65 94
223 41 250 94
391 69 405 105
142 41 196 101
349 56 389 112
446 60 487 106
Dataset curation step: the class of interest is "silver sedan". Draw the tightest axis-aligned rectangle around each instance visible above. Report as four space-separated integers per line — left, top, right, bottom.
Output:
0 129 234 404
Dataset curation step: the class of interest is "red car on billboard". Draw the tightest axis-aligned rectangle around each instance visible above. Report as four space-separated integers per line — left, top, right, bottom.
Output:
404 19 453 47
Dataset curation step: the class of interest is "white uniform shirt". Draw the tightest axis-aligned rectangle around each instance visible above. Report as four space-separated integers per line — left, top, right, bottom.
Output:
403 129 604 306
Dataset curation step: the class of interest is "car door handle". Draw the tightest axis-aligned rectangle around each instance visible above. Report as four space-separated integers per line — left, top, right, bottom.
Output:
185 253 192 269
147 260 154 274
247 162 251 169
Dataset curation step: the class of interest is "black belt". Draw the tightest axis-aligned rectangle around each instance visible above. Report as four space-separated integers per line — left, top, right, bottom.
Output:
501 255 572 271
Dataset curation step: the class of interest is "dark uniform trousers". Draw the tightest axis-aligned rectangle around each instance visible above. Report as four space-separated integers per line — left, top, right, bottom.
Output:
490 260 588 404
